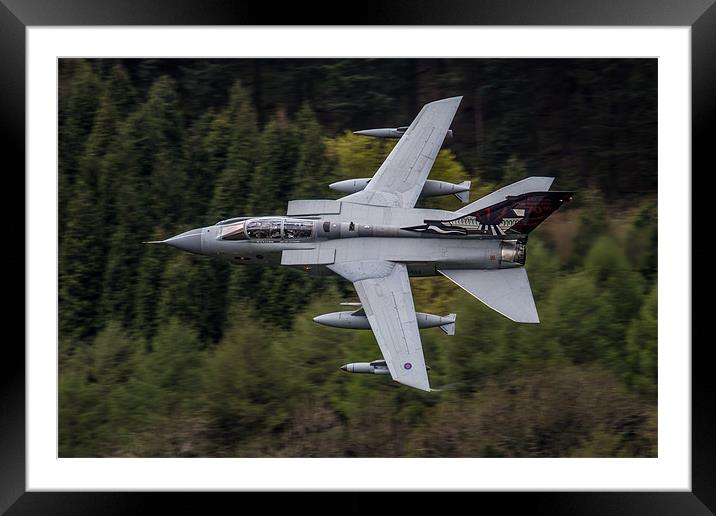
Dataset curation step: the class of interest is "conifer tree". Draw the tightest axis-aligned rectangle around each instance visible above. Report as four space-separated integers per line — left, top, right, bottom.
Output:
208 81 259 221
500 155 528 186
59 59 101 239
101 76 186 330
569 189 609 268
624 283 657 398
59 64 137 340
542 272 618 366
583 235 645 343
58 172 105 339
87 64 135 233
290 103 330 200
202 308 291 451
625 200 658 282
192 83 262 338
247 110 299 214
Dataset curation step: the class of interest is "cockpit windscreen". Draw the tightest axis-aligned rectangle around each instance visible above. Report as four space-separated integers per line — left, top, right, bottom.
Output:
219 221 248 240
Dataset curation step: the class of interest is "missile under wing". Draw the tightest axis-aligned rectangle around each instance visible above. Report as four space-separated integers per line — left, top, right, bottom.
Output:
354 126 453 139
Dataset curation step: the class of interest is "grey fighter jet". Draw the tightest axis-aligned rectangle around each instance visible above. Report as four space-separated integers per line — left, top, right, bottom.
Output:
151 96 573 392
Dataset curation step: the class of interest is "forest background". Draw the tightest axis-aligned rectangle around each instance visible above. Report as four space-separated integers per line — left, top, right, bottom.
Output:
58 58 657 457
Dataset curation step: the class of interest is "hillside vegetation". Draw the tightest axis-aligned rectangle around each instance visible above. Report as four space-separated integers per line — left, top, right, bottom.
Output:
58 59 657 457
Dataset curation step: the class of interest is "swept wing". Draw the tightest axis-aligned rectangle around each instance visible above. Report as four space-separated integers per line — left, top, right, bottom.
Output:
339 96 462 209
328 261 430 391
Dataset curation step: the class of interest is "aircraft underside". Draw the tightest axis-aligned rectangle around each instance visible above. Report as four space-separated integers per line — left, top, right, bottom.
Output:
218 234 526 275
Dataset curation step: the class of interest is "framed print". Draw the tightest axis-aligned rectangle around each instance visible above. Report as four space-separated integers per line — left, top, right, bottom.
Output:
4 0 711 513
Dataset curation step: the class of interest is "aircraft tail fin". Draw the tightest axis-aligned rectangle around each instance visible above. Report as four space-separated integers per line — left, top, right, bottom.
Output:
439 268 539 323
454 181 471 203
440 313 457 335
465 190 574 235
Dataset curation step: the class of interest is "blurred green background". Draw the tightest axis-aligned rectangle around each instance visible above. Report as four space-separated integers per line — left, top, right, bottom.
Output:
58 58 657 457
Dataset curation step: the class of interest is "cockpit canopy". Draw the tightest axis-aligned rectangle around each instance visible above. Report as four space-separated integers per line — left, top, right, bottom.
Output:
218 218 314 241
215 216 251 226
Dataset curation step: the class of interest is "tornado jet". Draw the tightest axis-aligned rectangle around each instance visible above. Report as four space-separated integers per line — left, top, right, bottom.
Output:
150 96 573 392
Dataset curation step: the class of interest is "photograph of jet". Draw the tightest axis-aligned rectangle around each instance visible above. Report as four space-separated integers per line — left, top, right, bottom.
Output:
150 96 573 392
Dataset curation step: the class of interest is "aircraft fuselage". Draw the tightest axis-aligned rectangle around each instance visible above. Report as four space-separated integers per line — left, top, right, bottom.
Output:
167 204 527 277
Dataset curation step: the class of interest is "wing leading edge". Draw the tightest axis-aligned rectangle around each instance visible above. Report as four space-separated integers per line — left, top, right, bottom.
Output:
340 96 462 209
328 261 431 391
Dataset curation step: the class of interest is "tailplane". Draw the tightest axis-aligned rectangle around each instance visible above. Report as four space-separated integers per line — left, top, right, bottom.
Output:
439 268 539 323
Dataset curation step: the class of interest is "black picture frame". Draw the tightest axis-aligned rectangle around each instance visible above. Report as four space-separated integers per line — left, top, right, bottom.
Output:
3 0 710 513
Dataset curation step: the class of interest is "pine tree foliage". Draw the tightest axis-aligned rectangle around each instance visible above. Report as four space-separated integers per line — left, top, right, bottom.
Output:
58 58 659 458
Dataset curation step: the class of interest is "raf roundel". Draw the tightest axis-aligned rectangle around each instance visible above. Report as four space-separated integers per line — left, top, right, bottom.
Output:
403 362 412 370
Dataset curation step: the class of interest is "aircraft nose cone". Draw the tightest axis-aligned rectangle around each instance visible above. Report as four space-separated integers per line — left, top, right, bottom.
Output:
340 364 348 372
164 228 204 255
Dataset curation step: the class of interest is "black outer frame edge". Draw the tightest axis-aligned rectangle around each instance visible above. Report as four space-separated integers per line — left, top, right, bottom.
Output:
3 0 712 513
0 1 26 515
1 0 715 26
692 0 716 512
2 492 715 515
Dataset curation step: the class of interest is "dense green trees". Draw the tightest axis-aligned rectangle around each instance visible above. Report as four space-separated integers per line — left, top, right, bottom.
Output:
58 58 658 457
